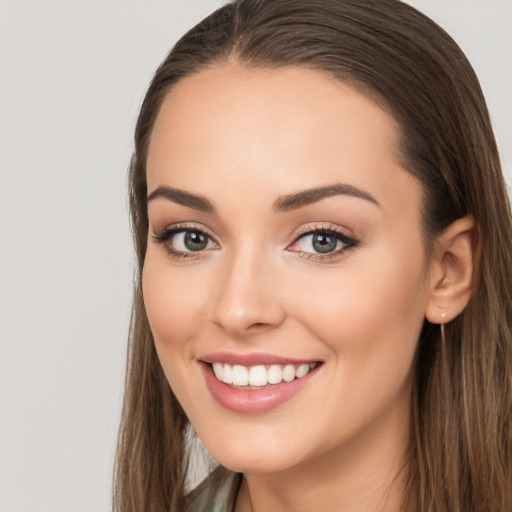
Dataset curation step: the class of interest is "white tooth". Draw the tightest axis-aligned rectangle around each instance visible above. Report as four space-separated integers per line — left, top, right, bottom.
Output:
232 365 249 386
309 362 315 370
268 364 283 384
222 364 233 384
248 365 268 386
212 362 224 380
296 364 310 378
283 364 295 382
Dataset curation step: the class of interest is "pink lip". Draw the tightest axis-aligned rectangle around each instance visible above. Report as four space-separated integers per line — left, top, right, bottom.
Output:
199 360 321 414
200 351 318 366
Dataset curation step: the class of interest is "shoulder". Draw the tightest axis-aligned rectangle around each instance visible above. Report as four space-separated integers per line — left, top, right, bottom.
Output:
185 465 242 512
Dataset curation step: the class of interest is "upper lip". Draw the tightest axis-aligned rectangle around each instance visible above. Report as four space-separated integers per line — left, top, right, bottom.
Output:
199 351 320 366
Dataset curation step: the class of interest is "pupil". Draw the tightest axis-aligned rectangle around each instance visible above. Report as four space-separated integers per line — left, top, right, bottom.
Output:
313 233 337 253
184 231 208 251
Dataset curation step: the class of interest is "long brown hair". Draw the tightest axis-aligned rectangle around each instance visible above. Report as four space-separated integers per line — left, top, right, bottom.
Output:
114 1 512 510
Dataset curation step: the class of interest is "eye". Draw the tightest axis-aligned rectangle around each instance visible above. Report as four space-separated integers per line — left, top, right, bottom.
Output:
152 225 218 257
297 232 341 254
172 230 214 252
287 227 359 259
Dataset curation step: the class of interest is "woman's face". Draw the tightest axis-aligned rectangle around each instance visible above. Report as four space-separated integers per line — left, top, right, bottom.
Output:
143 63 432 474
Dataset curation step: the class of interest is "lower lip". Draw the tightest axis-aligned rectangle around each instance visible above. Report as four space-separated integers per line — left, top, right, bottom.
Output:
200 362 320 414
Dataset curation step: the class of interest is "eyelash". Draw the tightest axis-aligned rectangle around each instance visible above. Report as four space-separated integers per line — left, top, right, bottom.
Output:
151 223 360 262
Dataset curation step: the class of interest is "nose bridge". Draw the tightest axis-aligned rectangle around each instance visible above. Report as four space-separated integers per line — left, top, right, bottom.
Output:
210 242 284 335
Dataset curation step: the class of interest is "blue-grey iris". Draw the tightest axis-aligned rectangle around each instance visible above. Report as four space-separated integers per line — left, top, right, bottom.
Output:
313 233 338 253
184 231 208 251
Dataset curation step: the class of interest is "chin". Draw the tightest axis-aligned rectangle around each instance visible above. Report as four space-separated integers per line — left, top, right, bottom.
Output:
195 421 316 475
211 448 302 475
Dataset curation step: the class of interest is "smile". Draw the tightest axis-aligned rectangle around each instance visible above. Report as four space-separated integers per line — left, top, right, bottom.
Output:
199 353 322 414
211 362 317 388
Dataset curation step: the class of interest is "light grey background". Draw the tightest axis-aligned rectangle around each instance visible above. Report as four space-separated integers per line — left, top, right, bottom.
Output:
0 1 510 511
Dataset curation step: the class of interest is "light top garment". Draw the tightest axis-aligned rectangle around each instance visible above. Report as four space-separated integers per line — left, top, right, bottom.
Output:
186 466 242 512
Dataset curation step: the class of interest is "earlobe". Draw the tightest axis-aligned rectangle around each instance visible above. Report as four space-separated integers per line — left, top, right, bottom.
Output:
425 216 476 324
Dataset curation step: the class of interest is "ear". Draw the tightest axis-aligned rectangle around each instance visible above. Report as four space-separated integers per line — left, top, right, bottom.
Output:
425 216 476 324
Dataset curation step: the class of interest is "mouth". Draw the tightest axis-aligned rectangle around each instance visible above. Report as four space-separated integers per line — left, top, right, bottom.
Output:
198 354 323 414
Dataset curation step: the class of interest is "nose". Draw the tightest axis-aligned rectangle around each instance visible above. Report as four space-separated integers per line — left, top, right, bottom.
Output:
210 248 286 337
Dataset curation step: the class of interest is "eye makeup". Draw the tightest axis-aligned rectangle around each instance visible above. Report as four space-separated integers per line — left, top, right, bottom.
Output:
151 220 360 263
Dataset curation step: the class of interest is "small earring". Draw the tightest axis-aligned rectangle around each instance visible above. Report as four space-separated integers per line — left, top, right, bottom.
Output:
440 313 447 343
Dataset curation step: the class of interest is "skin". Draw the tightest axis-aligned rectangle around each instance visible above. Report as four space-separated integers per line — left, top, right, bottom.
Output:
142 63 472 512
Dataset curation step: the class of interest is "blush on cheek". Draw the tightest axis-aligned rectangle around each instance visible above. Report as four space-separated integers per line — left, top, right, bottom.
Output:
297 257 427 360
142 261 209 349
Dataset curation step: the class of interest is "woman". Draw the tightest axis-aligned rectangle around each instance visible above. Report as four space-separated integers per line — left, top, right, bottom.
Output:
114 0 512 510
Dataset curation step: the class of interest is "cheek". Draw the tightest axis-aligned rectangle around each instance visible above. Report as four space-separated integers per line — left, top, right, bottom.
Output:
142 254 211 408
290 244 429 378
142 255 207 349
282 248 428 445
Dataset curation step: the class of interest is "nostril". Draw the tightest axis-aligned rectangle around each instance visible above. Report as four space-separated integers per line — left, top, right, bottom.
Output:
249 322 270 329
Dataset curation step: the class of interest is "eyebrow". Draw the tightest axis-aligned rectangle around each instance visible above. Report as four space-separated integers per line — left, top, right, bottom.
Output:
147 186 214 212
147 182 379 213
273 183 379 212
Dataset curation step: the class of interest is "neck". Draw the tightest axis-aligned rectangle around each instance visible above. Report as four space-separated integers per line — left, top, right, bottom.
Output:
235 389 415 512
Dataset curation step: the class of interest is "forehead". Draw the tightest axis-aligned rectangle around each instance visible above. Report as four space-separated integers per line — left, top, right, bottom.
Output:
146 63 419 216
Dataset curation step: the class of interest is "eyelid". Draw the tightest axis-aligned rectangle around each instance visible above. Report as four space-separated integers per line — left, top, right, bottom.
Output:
289 222 356 243
152 222 218 241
